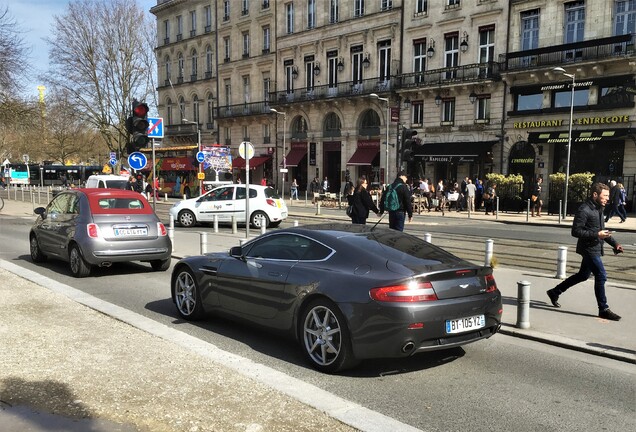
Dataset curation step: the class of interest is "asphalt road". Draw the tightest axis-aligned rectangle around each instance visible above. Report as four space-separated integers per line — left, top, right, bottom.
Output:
2 216 634 432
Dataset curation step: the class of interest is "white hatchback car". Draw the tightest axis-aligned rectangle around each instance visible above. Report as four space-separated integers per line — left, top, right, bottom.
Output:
169 184 288 228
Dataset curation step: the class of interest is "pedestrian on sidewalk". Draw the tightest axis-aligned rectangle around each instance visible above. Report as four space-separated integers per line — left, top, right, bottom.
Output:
466 178 476 213
546 182 624 321
349 176 380 225
379 171 413 231
605 180 626 223
531 176 543 217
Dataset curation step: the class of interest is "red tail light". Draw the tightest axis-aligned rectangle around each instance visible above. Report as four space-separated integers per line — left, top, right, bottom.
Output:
87 223 100 238
485 274 497 293
370 281 438 302
157 222 167 236
266 198 276 207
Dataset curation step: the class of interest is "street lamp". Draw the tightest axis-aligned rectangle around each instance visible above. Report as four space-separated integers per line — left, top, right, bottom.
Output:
370 93 390 184
553 67 575 219
270 109 287 200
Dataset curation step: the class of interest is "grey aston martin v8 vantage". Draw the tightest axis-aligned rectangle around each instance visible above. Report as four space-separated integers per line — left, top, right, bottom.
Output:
170 223 502 373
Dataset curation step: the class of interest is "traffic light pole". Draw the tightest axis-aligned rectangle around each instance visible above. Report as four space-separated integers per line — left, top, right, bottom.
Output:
151 138 156 212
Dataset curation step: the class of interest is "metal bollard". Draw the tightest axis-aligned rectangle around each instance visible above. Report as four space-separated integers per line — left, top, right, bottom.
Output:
260 224 266 235
424 233 432 243
164 193 168 202
495 197 499 220
484 239 494 267
556 246 568 279
516 280 531 329
168 214 175 248
316 201 321 215
558 200 562 224
231 216 237 234
526 199 531 222
293 220 299 227
213 214 219 233
239 238 248 246
21 187 24 201
199 232 208 254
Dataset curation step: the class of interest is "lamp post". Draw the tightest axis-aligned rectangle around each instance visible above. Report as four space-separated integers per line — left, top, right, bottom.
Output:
553 67 575 219
182 118 202 193
370 93 390 184
270 109 287 200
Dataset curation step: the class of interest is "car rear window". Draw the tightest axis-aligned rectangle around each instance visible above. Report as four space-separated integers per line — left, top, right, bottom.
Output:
264 187 281 199
88 196 153 214
104 180 128 189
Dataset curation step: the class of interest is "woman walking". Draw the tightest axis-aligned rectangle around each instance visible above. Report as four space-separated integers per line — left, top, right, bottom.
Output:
349 176 380 225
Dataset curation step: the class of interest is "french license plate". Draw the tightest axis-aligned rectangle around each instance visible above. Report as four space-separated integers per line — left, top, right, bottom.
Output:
114 227 147 237
445 315 485 334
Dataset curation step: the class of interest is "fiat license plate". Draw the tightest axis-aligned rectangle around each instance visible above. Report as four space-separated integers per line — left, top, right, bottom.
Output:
114 227 147 237
445 315 485 334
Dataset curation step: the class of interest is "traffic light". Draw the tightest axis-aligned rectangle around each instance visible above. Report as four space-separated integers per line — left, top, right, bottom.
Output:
125 100 149 154
401 128 418 162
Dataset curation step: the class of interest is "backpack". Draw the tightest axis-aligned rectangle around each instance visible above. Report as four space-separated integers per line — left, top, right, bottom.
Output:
383 183 402 211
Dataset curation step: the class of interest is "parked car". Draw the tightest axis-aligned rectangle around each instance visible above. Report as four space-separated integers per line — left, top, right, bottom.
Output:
84 174 129 189
169 184 288 228
170 223 502 373
29 189 172 277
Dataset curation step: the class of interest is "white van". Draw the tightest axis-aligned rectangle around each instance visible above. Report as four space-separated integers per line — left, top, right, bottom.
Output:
84 175 129 189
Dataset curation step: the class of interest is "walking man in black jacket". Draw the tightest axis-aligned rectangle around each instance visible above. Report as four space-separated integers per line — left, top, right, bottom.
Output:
546 183 623 321
379 171 413 231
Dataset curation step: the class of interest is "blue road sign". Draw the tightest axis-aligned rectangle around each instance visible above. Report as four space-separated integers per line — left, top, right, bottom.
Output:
109 158 117 166
196 151 205 163
128 152 147 170
147 117 164 139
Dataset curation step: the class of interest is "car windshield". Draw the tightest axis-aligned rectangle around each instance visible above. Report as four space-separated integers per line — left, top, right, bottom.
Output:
106 180 128 189
264 187 281 199
346 231 460 267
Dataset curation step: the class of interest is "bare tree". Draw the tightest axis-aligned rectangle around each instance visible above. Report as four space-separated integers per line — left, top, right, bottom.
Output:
45 0 156 162
0 6 31 100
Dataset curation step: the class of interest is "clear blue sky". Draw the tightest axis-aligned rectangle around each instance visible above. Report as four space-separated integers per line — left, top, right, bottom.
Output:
8 0 156 97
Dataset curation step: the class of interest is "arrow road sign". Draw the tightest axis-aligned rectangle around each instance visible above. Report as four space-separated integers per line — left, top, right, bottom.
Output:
128 152 147 170
148 117 164 138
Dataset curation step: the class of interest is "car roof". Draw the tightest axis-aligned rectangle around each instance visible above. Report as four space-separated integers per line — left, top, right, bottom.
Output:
76 189 154 215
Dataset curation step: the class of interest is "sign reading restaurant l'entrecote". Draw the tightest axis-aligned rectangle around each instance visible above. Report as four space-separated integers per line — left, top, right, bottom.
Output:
514 115 631 129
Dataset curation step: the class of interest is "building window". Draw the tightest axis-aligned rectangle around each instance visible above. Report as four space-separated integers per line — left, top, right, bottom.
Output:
553 87 589 108
242 125 249 140
242 76 250 104
224 79 232 108
444 33 459 79
476 96 490 121
305 57 315 90
204 6 212 32
263 77 271 102
308 0 316 29
378 40 391 82
224 37 231 62
164 56 171 83
515 91 543 111
176 15 183 40
179 97 185 122
447 0 460 7
224 127 231 145
564 1 585 43
242 32 250 57
207 95 214 124
330 0 339 23
442 98 455 124
413 39 426 83
206 46 213 77
352 49 364 85
163 20 170 44
415 0 427 14
242 0 249 15
412 101 423 125
262 26 270 52
223 0 230 21
166 98 173 125
190 49 198 80
479 26 495 76
381 0 393 11
354 0 365 17
263 124 271 143
285 64 295 93
615 0 636 35
328 54 339 88
521 9 540 50
190 10 197 37
177 53 184 80
286 3 294 34
193 95 200 124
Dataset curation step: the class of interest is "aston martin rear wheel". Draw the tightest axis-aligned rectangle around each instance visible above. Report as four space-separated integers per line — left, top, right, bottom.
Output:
173 267 204 320
300 298 358 373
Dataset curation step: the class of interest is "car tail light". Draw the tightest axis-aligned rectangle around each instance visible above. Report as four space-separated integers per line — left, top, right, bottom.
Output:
266 198 276 207
157 222 167 236
370 281 438 302
485 274 497 293
86 223 100 238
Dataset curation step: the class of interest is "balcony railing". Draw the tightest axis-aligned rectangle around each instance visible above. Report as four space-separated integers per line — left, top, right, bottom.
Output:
270 76 397 104
216 101 275 119
501 34 635 71
400 62 501 89
165 123 198 137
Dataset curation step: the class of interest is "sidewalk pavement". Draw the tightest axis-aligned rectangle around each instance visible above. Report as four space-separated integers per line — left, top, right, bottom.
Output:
0 196 634 429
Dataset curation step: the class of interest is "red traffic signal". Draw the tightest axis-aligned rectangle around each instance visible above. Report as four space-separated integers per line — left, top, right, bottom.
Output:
126 100 150 154
133 102 149 117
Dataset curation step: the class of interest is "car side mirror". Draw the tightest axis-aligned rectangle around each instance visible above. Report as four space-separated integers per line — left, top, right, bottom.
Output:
229 246 244 260
34 207 47 219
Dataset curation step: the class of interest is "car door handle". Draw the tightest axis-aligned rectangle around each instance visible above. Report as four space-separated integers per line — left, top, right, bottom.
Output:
268 271 282 277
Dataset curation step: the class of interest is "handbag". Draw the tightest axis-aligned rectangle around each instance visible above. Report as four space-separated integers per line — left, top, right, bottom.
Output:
483 193 491 200
531 195 538 202
346 205 354 217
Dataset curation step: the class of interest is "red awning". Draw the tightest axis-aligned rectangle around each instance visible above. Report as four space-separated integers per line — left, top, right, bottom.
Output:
232 156 271 170
282 147 308 167
346 147 380 166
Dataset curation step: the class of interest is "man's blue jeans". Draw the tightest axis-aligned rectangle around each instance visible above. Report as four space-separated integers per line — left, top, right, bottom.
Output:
553 254 608 311
388 211 406 231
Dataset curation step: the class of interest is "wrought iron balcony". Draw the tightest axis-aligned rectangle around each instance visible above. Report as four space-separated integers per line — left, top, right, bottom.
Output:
270 76 397 105
500 34 635 71
216 101 275 119
400 62 501 89
165 123 198 137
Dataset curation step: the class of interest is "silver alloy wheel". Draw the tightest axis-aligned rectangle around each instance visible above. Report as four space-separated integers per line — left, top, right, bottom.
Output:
251 211 269 228
178 210 195 227
69 245 90 277
302 305 342 367
175 271 197 317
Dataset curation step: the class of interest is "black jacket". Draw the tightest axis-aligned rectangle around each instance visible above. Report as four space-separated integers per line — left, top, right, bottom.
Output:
379 178 413 218
572 198 618 256
351 188 379 218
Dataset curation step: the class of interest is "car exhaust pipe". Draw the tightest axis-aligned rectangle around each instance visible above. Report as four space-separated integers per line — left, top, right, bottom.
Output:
100 262 112 268
401 341 415 354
